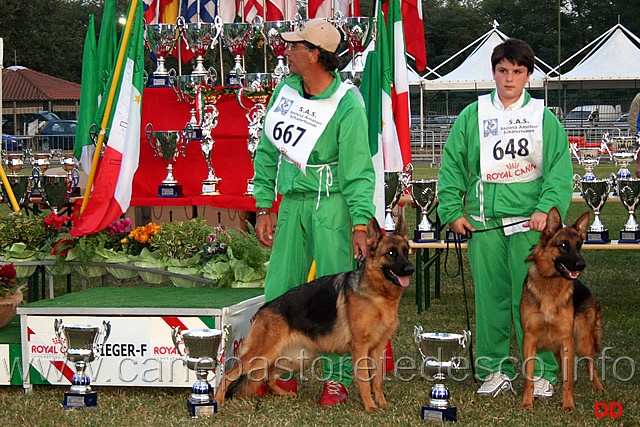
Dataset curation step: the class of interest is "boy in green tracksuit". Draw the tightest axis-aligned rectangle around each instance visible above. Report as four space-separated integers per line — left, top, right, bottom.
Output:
252 19 375 406
437 39 573 397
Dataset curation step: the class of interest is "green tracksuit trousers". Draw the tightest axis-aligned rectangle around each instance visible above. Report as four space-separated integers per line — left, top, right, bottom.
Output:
264 191 355 387
468 217 558 384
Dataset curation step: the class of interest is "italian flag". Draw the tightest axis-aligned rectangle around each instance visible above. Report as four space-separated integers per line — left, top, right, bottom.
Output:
70 0 145 237
361 0 412 225
75 0 117 175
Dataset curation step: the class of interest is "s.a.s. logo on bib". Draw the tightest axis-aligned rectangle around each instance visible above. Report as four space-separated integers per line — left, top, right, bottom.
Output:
274 97 294 115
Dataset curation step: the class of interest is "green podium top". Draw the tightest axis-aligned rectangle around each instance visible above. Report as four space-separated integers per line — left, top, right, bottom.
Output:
20 287 264 311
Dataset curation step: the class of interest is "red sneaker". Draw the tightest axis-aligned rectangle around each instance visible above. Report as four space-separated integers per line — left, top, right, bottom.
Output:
319 380 348 405
255 377 298 396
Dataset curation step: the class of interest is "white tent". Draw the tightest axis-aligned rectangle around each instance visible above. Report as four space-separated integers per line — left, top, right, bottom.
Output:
421 26 551 91
548 24 640 89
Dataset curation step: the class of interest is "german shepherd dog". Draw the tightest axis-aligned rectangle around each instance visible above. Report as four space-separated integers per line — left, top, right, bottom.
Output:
519 207 604 412
214 216 414 411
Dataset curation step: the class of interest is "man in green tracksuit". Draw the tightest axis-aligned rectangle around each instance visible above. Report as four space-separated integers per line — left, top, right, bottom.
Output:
252 19 375 406
437 39 573 398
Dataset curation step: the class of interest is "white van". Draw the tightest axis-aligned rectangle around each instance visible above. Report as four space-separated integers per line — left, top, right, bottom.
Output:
562 105 621 127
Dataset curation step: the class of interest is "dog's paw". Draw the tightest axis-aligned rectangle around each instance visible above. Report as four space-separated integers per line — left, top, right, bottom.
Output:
364 405 382 412
562 404 576 413
518 401 534 410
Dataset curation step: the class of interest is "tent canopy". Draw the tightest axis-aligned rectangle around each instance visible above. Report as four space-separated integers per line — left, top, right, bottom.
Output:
548 24 640 89
421 27 551 91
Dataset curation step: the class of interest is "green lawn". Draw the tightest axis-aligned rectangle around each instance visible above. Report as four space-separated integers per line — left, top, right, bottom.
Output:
0 160 638 426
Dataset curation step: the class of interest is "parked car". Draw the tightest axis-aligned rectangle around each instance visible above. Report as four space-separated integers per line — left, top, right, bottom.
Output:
562 105 620 127
2 133 22 151
40 120 77 150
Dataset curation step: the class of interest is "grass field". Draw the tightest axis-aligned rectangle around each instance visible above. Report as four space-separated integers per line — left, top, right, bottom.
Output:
0 160 638 426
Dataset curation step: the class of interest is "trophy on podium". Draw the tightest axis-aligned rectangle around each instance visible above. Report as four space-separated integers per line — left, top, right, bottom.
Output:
263 20 293 80
179 16 224 78
200 104 221 195
55 319 111 409
603 133 640 180
410 179 438 242
579 178 613 243
222 19 260 86
617 178 640 243
1 152 33 208
145 124 192 197
145 23 177 87
343 17 375 73
172 325 230 418
414 326 470 422
384 171 402 232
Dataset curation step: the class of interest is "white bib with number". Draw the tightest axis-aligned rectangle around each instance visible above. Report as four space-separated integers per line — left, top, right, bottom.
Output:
264 82 351 175
478 94 545 184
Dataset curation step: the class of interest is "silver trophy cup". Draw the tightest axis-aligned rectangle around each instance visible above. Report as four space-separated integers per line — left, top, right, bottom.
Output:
343 17 375 73
179 16 224 77
384 171 403 232
172 326 228 418
414 326 470 422
145 124 191 197
263 20 293 80
603 133 640 180
222 21 258 85
617 178 640 243
410 179 438 242
1 153 33 208
579 178 613 243
54 319 111 409
145 23 177 86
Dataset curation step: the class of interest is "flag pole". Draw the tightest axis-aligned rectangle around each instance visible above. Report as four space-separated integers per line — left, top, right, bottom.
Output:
80 0 139 213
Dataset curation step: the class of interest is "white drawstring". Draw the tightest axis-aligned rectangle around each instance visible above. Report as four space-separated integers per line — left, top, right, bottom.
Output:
475 178 487 227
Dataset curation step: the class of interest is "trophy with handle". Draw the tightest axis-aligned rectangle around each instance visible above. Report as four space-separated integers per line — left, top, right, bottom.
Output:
343 17 375 73
410 179 438 242
54 319 111 409
172 325 230 418
145 23 177 87
617 177 640 243
263 20 293 81
384 171 402 232
179 15 224 78
579 178 613 243
145 124 192 197
414 326 470 422
1 152 33 208
222 19 260 86
603 133 640 180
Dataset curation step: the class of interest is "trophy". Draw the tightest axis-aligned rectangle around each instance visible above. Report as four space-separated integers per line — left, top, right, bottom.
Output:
171 72 218 105
414 326 470 422
603 133 640 180
54 319 111 409
579 178 613 243
237 73 273 195
343 17 375 73
617 178 640 243
31 152 51 174
410 179 438 242
200 104 221 195
179 16 224 78
145 124 192 197
37 173 79 214
263 20 293 80
1 153 32 208
172 326 229 418
384 171 402 232
145 23 178 87
222 20 259 86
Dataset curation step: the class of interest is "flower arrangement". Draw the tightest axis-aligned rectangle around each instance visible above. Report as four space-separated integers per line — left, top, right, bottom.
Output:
203 226 231 261
0 263 18 298
122 222 162 256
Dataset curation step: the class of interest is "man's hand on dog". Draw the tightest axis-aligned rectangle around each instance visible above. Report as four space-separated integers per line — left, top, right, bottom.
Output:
523 211 547 232
353 230 367 261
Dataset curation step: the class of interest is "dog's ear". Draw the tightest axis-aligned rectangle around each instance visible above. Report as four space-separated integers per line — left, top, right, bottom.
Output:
393 214 407 237
573 211 590 240
544 207 563 236
366 217 384 250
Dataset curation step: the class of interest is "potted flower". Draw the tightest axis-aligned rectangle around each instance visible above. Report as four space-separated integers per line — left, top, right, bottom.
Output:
0 212 50 278
0 263 26 328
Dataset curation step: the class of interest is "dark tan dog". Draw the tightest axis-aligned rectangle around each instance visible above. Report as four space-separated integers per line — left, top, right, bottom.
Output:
519 207 604 412
214 216 414 411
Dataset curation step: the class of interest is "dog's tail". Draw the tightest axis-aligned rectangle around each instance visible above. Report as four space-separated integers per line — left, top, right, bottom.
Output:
224 374 255 399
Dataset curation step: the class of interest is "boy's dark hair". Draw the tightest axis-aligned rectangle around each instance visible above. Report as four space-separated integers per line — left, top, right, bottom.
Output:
491 38 535 74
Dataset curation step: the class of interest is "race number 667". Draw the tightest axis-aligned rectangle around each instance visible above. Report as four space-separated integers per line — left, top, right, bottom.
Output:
274 121 307 146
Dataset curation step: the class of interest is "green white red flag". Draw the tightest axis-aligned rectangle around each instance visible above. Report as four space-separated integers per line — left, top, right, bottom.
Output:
70 0 145 237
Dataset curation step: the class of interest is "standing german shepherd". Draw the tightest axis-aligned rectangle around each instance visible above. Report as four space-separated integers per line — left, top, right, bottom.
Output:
214 216 414 412
519 207 604 412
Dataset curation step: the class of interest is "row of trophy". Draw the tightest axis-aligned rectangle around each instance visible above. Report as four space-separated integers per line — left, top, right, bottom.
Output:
53 317 229 417
0 150 79 213
54 316 470 421
146 14 376 87
572 133 640 243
